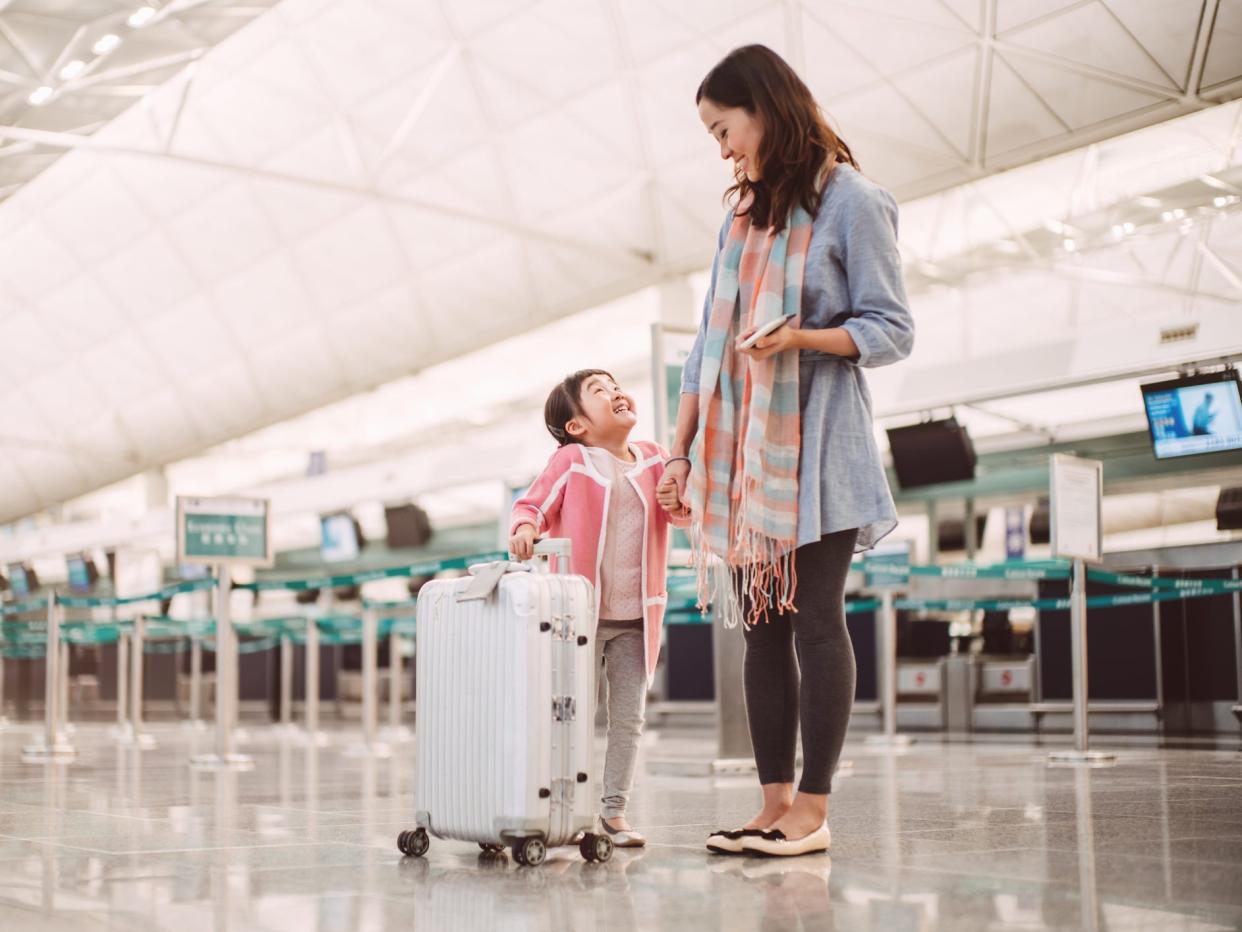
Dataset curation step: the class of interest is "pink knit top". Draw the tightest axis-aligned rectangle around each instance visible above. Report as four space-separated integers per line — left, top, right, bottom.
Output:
586 447 644 621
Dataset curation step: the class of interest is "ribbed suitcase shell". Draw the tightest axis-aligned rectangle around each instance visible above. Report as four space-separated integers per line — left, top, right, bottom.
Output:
413 561 596 847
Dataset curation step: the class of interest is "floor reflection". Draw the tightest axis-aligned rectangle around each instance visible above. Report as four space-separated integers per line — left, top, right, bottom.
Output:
1 726 1241 931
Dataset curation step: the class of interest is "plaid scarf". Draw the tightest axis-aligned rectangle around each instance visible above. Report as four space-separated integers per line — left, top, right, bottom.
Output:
687 205 814 627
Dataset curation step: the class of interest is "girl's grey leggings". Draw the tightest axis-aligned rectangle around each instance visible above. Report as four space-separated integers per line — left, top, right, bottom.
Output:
736 528 858 795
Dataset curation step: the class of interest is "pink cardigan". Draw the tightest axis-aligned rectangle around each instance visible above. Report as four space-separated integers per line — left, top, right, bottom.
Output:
510 440 689 681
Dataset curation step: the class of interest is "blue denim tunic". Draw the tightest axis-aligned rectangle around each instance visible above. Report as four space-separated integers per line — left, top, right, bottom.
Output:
680 165 915 551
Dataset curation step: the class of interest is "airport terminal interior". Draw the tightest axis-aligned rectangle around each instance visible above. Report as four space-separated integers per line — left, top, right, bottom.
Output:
2 1 1242 930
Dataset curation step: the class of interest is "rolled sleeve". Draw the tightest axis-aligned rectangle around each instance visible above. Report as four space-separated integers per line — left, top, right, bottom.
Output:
838 188 914 368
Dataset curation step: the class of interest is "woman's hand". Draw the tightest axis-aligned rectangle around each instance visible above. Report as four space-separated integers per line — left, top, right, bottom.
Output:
736 322 802 361
657 460 691 518
509 524 536 560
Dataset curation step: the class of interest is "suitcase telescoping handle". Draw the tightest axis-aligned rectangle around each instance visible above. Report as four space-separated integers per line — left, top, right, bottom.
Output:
531 538 571 574
461 538 572 602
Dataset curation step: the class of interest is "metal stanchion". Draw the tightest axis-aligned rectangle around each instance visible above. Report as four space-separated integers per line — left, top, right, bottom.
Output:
276 634 296 735
188 635 206 729
303 617 327 746
113 630 131 741
0 648 9 727
650 569 755 776
23 593 75 760
866 590 912 750
191 571 252 769
1050 559 1114 765
382 626 412 742
346 607 391 757
121 614 157 749
59 640 73 735
1231 567 1242 729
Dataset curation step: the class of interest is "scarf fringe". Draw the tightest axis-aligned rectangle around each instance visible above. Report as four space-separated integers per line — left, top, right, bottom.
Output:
688 483 799 630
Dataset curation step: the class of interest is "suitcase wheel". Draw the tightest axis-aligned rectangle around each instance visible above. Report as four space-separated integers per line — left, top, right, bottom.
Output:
478 843 506 855
513 837 546 867
580 833 613 863
397 828 429 858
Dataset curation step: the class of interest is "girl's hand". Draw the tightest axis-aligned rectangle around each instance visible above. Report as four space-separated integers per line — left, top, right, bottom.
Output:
510 524 537 560
657 461 691 517
736 322 801 361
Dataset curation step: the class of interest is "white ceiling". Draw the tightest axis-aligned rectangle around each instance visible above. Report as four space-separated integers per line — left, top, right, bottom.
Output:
0 0 280 200
1 0 1241 524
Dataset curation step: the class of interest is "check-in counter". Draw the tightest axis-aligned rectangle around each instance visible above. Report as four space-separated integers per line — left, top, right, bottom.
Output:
896 658 945 730
971 655 1037 731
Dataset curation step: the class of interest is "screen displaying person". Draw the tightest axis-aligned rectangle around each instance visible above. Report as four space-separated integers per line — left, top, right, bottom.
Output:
1191 392 1217 435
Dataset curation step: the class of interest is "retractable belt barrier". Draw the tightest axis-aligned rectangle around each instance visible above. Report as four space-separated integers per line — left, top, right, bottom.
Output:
857 557 1241 615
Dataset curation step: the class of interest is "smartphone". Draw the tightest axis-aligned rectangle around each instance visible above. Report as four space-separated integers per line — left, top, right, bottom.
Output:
738 316 790 350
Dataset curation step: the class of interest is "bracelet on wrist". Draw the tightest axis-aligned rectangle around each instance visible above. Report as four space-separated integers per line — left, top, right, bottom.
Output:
664 456 691 468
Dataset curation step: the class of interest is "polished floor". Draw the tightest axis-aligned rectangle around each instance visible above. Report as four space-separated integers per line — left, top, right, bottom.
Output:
1 721 1240 931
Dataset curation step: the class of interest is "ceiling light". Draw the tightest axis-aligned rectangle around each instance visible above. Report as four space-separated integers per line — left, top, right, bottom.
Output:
1122 222 1135 234
127 6 157 28
1172 208 1186 220
1213 195 1236 209
1062 238 1076 253
1200 174 1234 192
1161 210 1174 222
27 85 54 106
92 34 121 55
58 60 86 80
1110 224 1124 239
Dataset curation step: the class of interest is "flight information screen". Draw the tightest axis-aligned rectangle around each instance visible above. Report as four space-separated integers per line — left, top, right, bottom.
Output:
1142 371 1242 459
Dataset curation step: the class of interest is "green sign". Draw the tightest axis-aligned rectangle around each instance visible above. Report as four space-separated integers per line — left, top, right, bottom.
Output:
177 496 271 567
863 543 911 589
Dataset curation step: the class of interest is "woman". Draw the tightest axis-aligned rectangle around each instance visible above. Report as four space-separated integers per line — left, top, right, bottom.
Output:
657 45 913 858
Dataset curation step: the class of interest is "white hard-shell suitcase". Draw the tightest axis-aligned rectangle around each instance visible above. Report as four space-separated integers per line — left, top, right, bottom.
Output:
397 539 612 866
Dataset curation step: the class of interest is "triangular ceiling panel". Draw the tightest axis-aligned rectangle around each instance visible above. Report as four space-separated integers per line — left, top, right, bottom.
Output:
890 48 981 161
1202 0 1242 91
985 53 1069 160
940 0 984 32
1003 2 1179 90
811 3 976 78
831 83 969 164
831 0 975 31
800 10 887 102
1003 51 1170 130
1104 0 1205 91
995 0 1092 35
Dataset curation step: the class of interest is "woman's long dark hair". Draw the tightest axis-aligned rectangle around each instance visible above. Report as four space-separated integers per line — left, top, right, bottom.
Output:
696 45 857 231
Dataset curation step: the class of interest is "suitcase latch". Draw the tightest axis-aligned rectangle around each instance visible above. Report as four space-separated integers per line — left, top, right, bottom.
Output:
552 696 576 722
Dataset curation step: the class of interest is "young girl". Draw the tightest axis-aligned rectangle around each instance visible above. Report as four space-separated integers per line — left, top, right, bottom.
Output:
510 368 689 848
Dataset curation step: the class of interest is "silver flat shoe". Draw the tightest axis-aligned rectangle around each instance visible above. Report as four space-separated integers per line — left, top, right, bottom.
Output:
600 819 646 848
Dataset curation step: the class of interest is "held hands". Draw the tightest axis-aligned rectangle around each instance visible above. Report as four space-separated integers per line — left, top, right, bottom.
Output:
509 524 537 561
736 322 800 361
657 460 691 519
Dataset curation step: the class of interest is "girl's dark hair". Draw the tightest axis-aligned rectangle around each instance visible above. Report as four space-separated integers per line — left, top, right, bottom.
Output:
696 44 858 231
544 369 614 446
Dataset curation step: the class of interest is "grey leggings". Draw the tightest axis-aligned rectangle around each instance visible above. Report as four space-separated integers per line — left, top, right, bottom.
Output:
736 529 858 795
594 621 646 818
